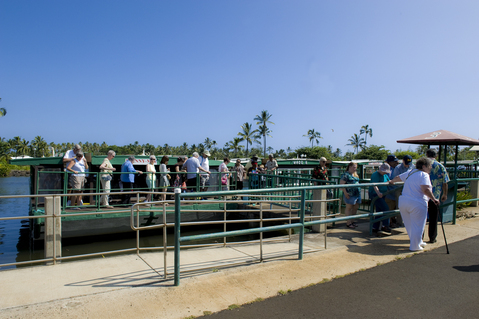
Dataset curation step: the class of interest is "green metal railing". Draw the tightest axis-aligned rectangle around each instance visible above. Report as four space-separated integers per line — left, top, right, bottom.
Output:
173 181 402 286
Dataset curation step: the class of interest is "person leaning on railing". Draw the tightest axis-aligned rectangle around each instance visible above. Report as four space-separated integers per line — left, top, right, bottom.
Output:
389 157 439 252
67 150 88 210
99 150 116 208
369 163 391 233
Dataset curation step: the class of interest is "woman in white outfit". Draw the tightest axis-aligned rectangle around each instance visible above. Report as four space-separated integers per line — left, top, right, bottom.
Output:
145 155 157 203
389 157 439 251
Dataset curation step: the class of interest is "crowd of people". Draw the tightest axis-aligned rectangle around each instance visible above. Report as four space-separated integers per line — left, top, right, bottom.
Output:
62 145 283 207
62 145 451 252
335 150 449 252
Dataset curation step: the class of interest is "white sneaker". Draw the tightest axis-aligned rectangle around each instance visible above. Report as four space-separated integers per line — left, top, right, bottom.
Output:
419 242 427 248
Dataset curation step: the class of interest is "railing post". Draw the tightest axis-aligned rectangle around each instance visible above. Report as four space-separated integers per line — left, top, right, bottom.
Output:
174 188 182 286
312 187 327 233
44 196 62 265
452 180 458 225
298 189 305 260
469 179 479 207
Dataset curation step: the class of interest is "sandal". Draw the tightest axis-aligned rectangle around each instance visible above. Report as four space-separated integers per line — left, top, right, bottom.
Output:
352 222 358 227
347 224 356 229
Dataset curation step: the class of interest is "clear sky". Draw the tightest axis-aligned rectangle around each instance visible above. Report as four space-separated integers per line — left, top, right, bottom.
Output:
1 0 479 155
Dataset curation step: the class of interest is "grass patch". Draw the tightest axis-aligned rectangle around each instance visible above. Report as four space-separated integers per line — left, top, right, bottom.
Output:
277 289 292 296
183 316 196 319
249 297 264 304
212 268 219 273
203 311 212 316
228 304 240 310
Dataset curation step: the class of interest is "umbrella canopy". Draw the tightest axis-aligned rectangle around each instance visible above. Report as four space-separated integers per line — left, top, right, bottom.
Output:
397 130 479 146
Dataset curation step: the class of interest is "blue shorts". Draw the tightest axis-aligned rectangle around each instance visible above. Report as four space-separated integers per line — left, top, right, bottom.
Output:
344 195 361 205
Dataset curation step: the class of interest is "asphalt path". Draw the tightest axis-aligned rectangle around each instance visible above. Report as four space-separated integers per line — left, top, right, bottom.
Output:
204 235 479 319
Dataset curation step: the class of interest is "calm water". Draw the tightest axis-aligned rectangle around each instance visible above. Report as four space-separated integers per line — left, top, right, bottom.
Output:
0 177 266 270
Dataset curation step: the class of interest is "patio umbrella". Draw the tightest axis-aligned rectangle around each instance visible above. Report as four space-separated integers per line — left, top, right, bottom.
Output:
397 129 479 178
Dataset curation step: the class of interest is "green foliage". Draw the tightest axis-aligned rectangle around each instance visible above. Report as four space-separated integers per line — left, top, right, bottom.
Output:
395 150 421 160
355 145 390 160
227 304 240 310
456 190 472 209
294 146 333 160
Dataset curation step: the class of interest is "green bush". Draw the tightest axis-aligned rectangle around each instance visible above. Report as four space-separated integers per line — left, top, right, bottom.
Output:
456 190 473 209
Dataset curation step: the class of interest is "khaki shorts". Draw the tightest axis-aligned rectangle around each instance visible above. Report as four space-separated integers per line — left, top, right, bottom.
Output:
70 176 85 189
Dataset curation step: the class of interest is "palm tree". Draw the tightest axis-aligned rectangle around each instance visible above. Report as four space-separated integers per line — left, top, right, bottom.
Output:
360 125 373 146
0 98 6 118
225 138 244 157
303 129 322 147
18 139 29 157
237 122 259 156
254 110 274 158
203 138 217 150
347 133 365 154
31 136 48 157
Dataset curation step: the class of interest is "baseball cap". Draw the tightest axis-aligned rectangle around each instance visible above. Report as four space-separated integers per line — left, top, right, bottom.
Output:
403 155 413 165
386 154 398 162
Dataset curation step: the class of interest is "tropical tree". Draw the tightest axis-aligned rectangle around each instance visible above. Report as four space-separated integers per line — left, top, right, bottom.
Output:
347 133 366 154
360 125 373 146
303 129 322 147
225 138 244 157
237 122 259 156
18 139 30 157
203 138 217 150
31 136 48 157
254 110 274 158
0 98 6 118
355 145 390 160
266 146 274 155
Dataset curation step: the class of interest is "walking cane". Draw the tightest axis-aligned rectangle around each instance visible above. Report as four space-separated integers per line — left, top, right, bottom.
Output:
436 202 449 254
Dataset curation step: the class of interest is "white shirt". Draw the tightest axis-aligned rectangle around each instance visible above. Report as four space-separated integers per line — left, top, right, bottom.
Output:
265 159 278 171
399 169 431 203
198 156 209 176
63 150 84 169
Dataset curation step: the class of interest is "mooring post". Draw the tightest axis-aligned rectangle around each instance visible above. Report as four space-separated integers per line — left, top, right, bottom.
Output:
312 188 327 233
44 196 62 265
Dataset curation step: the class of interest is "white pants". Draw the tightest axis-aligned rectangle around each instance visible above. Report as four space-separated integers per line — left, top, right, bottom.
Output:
100 179 111 206
398 196 427 251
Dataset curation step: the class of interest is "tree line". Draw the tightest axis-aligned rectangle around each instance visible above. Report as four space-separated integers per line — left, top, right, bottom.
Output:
1 109 476 163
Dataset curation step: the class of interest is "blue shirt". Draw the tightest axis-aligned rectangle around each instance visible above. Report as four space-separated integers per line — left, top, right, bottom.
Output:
369 171 390 194
392 163 415 178
121 160 137 183
429 159 450 198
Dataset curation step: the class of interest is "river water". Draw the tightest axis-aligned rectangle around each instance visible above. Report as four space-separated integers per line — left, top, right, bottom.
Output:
0 177 265 270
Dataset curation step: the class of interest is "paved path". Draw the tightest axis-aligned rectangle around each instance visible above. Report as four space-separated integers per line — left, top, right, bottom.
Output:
204 235 479 319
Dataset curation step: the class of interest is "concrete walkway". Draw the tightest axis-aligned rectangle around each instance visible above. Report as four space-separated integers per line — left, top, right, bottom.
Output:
1 209 479 319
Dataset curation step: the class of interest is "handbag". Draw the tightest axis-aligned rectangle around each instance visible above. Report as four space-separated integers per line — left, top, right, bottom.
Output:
221 175 228 185
181 181 187 191
101 175 112 181
173 176 181 188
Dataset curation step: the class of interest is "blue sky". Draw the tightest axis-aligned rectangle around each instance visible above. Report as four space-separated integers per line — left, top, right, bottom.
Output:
1 0 479 155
